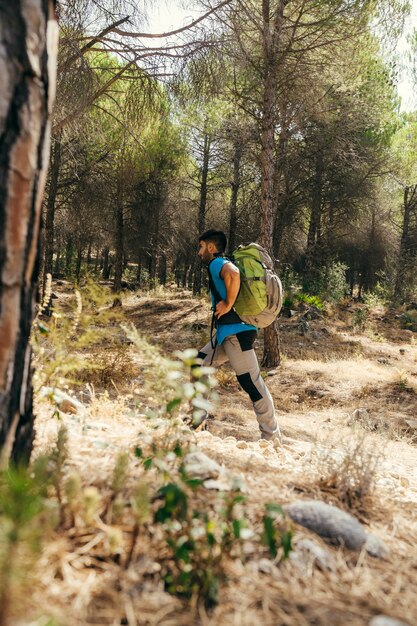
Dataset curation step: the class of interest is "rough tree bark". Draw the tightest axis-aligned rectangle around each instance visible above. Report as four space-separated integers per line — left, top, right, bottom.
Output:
0 1 58 464
259 0 286 368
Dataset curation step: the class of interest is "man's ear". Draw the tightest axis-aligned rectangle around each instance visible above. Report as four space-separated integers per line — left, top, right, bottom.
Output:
207 242 216 253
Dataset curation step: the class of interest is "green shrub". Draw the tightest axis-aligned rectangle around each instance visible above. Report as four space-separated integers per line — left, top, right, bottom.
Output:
296 293 325 310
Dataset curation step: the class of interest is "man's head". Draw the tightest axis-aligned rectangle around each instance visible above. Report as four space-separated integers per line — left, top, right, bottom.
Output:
198 229 227 264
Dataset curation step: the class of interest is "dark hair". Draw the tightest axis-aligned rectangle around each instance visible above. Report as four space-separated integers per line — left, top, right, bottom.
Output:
198 229 227 253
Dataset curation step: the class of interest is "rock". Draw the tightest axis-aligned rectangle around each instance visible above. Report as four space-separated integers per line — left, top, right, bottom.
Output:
369 616 410 626
60 399 78 414
365 533 389 559
290 537 335 571
377 358 389 365
258 439 271 449
184 450 221 479
285 500 367 550
298 319 310 335
267 369 279 376
399 348 406 355
347 408 378 431
40 386 86 415
303 306 322 321
236 441 248 449
404 418 417 430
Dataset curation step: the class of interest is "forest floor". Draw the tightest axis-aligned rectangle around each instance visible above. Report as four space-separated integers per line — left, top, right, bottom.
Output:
27 285 417 626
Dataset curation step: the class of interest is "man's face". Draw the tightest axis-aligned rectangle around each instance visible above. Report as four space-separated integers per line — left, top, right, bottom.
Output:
197 239 214 264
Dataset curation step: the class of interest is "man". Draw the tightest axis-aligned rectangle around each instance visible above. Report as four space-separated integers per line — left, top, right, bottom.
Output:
196 229 281 443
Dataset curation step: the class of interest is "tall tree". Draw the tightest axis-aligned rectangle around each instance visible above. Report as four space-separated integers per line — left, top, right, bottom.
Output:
0 1 58 464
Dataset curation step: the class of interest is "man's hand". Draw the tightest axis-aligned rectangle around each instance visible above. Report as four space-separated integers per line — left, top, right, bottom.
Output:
215 300 232 318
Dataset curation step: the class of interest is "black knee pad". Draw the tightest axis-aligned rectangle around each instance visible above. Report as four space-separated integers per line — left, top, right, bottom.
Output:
236 373 263 402
237 330 257 352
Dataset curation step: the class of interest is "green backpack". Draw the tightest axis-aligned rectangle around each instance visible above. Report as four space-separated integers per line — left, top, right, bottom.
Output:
232 243 283 328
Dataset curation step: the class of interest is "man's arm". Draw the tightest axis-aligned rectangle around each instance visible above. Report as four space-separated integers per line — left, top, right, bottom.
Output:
215 262 240 318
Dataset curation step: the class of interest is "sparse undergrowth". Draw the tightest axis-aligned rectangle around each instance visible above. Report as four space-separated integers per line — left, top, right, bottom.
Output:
6 285 417 625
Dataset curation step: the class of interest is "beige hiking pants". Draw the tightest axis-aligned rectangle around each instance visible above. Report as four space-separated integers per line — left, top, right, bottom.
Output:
197 332 281 441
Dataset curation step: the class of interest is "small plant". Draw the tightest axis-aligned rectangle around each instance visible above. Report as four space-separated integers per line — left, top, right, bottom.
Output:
399 310 417 332
76 343 137 389
296 293 324 310
46 425 69 525
392 368 412 392
314 432 381 510
352 308 369 332
155 483 247 608
105 453 130 523
262 503 293 559
32 281 122 391
124 482 151 569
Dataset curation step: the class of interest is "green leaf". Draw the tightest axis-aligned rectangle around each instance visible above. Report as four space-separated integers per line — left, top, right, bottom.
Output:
173 442 183 457
265 502 284 517
262 515 277 558
154 482 188 522
134 447 143 458
143 458 153 470
281 530 293 559
232 518 242 539
166 397 181 413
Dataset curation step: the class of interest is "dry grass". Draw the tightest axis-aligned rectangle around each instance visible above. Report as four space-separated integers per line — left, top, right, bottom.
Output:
19 290 417 625
311 431 382 512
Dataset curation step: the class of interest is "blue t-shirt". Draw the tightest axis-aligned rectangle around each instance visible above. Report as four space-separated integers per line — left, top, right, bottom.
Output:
209 257 257 345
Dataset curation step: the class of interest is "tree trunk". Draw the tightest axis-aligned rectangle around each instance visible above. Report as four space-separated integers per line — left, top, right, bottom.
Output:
149 206 160 289
102 246 110 279
158 254 167 285
272 99 290 259
65 237 74 275
54 238 61 275
0 1 58 465
394 185 417 300
194 130 211 294
42 135 61 291
113 200 124 296
94 246 100 272
259 0 286 368
304 149 324 290
228 139 242 255
75 245 83 284
182 264 189 288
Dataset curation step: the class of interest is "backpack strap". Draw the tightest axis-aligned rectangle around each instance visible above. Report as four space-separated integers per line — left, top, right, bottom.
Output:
207 258 243 328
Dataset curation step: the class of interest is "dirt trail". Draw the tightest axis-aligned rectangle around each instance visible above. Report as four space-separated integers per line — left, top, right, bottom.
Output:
122 291 417 494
